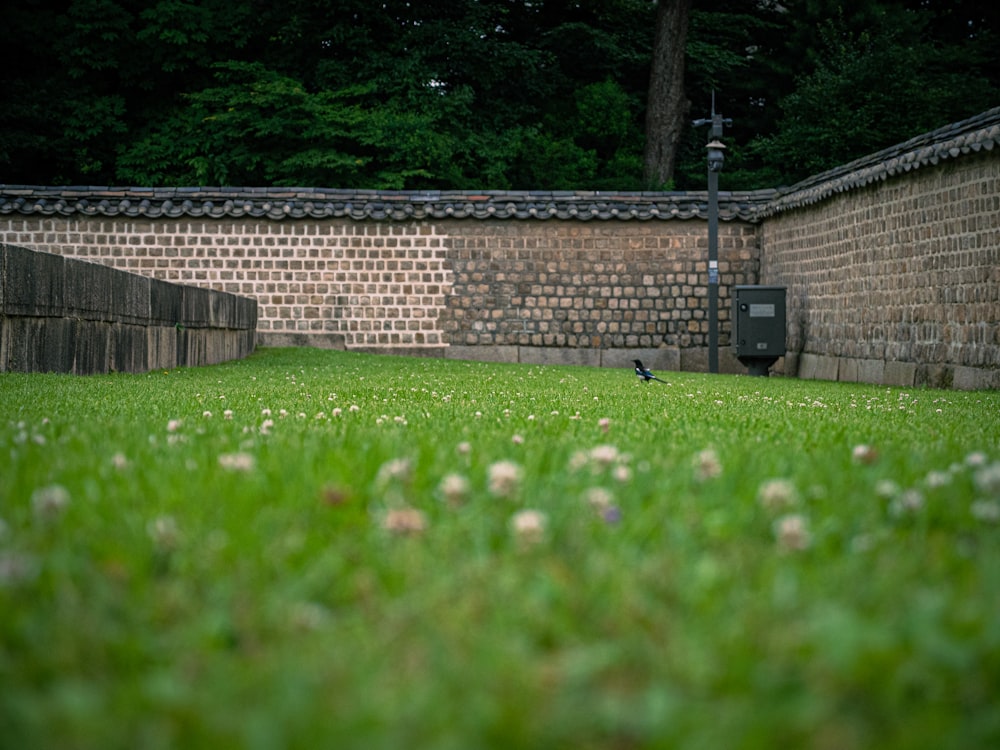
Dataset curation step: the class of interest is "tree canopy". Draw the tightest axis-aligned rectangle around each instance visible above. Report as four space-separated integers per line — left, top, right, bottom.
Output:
1 0 997 191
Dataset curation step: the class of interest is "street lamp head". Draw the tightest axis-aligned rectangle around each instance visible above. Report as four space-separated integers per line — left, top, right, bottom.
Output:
706 140 727 173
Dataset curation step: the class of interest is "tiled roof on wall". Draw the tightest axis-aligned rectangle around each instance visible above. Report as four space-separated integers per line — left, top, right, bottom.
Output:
0 186 770 223
2 108 997 223
760 105 1000 217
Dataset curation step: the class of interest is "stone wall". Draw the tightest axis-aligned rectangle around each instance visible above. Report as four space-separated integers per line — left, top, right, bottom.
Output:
443 219 758 370
1 243 257 374
0 216 453 349
0 195 763 373
760 144 1000 390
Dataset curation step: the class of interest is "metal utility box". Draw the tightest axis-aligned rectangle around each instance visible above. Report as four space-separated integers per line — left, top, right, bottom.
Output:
732 285 786 376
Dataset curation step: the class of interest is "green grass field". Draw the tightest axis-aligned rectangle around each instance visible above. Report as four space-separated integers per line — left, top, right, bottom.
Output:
2 347 999 749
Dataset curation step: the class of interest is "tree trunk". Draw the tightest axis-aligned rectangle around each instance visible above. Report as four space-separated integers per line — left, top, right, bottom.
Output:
643 0 691 189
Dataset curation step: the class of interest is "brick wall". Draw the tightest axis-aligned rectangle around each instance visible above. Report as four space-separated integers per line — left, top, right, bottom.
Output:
0 217 453 350
760 151 1000 389
0 211 760 372
443 219 757 369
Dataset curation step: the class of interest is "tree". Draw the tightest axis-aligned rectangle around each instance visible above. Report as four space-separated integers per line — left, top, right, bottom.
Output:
2 0 998 190
748 1 1000 185
674 1 793 190
643 0 692 188
118 0 657 189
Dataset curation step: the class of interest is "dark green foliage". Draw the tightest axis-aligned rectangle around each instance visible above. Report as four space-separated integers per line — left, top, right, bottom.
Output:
744 1 1000 187
0 0 997 189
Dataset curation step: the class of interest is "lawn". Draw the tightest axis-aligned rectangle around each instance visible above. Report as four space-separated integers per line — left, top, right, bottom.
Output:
1 347 998 749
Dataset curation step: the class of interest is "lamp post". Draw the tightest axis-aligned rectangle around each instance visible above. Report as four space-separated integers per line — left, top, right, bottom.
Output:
693 97 731 374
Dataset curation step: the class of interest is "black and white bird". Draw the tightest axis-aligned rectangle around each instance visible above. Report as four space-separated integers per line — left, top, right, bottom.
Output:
633 359 667 383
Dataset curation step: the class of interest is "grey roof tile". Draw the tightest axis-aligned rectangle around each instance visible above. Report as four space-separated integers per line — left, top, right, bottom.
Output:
0 183 768 222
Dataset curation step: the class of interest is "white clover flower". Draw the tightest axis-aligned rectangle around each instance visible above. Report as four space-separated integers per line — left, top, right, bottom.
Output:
758 478 799 511
511 434 525 445
613 464 633 483
970 500 1000 523
167 419 183 432
488 460 523 498
147 515 181 552
890 489 924 517
875 479 900 499
510 509 546 545
924 470 951 488
111 452 129 470
381 507 427 536
774 514 811 552
589 445 620 467
223 409 234 420
965 451 988 468
973 462 1000 496
852 444 879 464
693 449 723 481
202 410 213 419
260 419 274 435
218 452 255 472
598 417 611 433
584 487 614 513
377 458 412 486
585 487 622 523
456 441 472 456
0 553 38 586
32 484 70 521
331 408 342 417
438 474 471 507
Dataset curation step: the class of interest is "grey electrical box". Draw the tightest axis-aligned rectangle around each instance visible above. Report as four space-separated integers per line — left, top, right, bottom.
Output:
732 285 786 376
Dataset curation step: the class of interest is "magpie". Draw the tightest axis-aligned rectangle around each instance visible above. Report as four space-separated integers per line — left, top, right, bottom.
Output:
633 359 667 383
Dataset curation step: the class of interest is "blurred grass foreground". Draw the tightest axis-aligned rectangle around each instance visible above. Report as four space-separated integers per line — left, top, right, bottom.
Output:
2 348 999 749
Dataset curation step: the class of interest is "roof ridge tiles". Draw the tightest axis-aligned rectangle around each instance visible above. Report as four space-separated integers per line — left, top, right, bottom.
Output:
2 108 998 222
